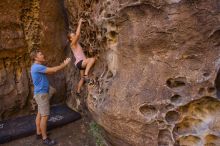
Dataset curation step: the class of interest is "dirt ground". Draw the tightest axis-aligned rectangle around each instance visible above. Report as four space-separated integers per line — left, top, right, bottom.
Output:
2 119 96 146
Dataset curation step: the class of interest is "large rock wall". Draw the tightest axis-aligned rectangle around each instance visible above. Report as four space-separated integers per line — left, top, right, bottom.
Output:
1 0 220 145
0 0 68 120
64 0 220 145
0 0 27 120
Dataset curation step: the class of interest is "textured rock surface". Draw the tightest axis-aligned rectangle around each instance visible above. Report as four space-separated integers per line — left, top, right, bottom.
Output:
1 0 220 145
0 0 68 120
63 0 220 145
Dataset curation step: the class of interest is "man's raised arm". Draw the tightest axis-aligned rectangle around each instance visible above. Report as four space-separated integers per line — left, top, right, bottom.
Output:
45 58 71 74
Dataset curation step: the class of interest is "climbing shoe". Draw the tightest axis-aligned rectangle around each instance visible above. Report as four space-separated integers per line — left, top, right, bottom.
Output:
43 137 57 146
76 92 81 97
83 75 90 83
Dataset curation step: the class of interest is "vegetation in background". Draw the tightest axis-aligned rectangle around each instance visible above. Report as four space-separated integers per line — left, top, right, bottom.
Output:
89 121 107 146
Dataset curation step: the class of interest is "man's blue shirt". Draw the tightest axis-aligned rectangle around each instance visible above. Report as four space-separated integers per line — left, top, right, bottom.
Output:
31 63 49 95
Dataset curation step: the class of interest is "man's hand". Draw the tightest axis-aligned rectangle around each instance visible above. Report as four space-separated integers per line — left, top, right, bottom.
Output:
63 58 71 66
45 58 71 74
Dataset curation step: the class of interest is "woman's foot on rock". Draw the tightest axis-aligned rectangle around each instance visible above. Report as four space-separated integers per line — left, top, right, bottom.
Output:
83 75 90 83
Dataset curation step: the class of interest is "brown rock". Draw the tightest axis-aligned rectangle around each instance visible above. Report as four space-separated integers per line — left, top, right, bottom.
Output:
64 0 220 145
0 0 68 120
1 0 220 145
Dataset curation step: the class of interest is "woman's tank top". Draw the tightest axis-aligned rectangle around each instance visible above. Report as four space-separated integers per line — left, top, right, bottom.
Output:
71 43 86 65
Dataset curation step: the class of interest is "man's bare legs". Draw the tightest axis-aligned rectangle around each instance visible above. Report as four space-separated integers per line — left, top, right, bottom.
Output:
36 112 41 135
40 115 49 140
36 113 48 139
77 70 85 94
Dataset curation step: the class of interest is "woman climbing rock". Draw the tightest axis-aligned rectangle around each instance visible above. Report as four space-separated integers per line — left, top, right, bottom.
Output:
68 18 96 96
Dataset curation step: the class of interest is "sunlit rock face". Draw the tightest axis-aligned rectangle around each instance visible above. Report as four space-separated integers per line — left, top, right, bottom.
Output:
1 0 220 145
0 0 67 120
64 0 220 145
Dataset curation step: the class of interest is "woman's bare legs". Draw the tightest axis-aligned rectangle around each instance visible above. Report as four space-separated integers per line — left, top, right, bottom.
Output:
81 57 96 76
77 70 85 93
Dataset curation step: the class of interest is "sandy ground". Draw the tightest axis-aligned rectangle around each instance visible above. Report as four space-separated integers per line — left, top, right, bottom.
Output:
2 119 96 146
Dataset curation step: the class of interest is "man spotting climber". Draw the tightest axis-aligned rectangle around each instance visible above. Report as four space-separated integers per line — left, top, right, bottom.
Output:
68 18 96 96
30 50 71 145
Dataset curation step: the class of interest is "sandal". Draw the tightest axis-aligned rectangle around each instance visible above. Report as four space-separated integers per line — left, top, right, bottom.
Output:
43 137 57 145
36 132 51 140
36 134 41 140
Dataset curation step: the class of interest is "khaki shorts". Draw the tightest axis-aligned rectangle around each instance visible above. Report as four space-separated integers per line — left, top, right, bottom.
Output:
33 86 56 116
34 93 50 116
